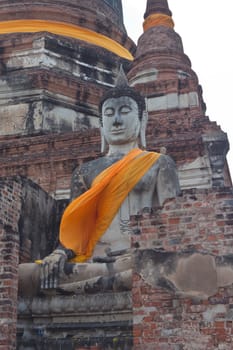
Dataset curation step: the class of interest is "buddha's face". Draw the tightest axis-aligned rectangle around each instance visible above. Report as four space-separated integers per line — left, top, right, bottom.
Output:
102 96 140 145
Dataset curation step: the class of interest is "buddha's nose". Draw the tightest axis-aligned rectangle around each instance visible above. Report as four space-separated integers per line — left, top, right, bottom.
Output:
113 114 123 126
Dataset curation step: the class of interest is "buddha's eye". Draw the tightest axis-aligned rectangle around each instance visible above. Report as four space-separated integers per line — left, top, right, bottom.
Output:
104 108 114 117
120 106 131 115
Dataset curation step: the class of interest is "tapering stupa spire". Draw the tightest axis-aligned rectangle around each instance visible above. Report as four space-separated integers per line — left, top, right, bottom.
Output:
143 0 174 31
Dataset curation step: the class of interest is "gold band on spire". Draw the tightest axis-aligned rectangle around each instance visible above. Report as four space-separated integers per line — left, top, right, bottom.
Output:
143 13 174 31
0 19 133 60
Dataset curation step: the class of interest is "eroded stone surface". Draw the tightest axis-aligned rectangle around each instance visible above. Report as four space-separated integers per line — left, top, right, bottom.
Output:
135 250 233 299
17 292 133 349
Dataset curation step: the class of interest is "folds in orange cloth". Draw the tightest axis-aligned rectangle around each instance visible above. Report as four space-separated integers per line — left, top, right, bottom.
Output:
59 148 160 262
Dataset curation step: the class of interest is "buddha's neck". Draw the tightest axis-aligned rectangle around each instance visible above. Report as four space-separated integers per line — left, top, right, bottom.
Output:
107 141 139 157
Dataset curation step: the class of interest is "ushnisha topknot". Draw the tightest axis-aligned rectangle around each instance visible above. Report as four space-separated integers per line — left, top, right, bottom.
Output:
99 65 146 120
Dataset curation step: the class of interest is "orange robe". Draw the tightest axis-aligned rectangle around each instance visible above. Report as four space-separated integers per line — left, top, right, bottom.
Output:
59 148 160 262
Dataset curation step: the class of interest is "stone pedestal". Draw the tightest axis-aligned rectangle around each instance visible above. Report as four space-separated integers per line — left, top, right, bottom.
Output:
17 292 133 350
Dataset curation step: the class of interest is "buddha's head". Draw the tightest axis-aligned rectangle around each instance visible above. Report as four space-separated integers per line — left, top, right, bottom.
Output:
99 66 148 152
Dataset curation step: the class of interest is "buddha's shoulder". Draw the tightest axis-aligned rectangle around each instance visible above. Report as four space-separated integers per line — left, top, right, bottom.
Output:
148 153 176 171
158 153 176 166
75 156 120 178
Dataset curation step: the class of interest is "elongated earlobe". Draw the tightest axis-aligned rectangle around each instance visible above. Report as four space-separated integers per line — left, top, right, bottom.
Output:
140 110 148 149
100 127 107 153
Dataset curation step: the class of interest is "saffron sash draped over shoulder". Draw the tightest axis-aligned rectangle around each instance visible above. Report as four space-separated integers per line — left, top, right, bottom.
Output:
59 148 160 262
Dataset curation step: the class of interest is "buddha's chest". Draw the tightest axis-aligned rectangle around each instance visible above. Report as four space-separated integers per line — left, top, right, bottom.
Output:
131 163 159 193
93 163 160 257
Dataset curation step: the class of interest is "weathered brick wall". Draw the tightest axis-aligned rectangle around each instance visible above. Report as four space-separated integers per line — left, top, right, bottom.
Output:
146 108 220 164
0 130 101 197
133 280 233 350
0 178 22 350
131 188 233 350
0 176 60 349
131 188 233 254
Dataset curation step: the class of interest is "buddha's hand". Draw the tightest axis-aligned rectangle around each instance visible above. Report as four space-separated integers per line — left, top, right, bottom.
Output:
40 249 68 289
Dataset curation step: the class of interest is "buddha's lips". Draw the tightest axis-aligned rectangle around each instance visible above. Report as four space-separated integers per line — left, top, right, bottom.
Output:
111 128 126 134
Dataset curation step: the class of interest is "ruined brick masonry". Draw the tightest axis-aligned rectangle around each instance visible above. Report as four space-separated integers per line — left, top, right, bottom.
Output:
0 179 21 350
0 177 62 349
132 188 233 350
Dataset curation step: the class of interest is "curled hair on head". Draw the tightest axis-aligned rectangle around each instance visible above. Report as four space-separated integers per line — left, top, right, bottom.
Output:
99 66 146 123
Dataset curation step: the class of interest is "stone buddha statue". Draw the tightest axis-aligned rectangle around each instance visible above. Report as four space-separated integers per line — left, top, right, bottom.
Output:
19 67 180 296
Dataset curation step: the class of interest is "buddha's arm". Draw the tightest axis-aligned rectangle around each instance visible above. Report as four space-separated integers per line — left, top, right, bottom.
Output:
55 166 89 256
70 165 89 201
40 165 89 289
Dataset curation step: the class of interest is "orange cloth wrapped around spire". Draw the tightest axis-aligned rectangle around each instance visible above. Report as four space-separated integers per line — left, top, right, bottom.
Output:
143 13 174 31
59 148 160 262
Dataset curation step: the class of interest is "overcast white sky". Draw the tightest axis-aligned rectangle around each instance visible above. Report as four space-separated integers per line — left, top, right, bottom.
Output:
122 0 233 176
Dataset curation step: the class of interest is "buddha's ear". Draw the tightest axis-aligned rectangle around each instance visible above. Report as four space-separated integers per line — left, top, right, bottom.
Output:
140 110 148 149
100 127 107 153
